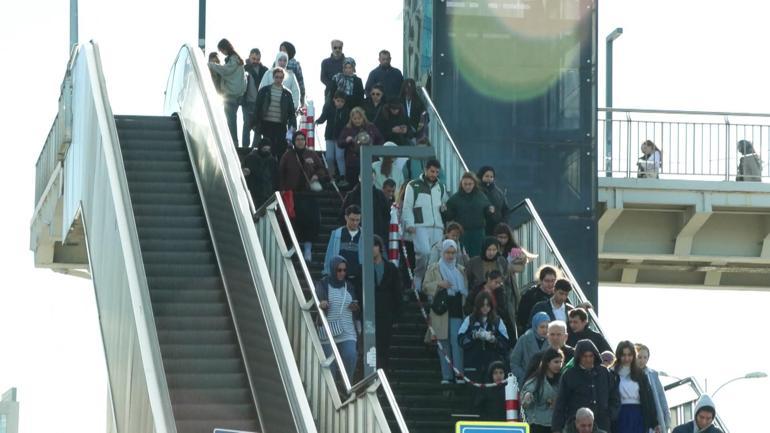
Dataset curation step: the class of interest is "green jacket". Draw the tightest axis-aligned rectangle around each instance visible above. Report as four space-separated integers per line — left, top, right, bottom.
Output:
445 188 492 231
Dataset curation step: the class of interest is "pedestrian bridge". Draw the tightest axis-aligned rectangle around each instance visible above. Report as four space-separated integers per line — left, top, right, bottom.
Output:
597 108 770 289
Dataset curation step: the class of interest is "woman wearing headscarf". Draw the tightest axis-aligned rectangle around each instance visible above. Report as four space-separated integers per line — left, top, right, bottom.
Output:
373 235 403 371
329 57 365 109
423 239 468 384
316 256 359 381
279 41 305 106
509 311 549 383
466 237 518 336
445 172 495 257
279 132 327 262
207 38 246 147
477 166 512 235
259 51 301 111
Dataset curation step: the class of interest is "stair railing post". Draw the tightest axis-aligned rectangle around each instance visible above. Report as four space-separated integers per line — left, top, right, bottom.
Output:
360 144 435 377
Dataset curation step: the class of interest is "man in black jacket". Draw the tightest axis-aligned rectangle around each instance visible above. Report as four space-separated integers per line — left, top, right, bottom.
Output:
552 339 620 433
516 266 558 331
530 278 574 327
316 91 350 183
364 50 403 100
566 308 611 353
254 68 297 159
320 39 345 101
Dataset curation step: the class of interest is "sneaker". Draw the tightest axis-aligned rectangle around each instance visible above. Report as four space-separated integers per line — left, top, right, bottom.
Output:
440 379 451 385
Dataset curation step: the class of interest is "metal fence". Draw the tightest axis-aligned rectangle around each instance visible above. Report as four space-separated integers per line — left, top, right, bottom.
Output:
255 193 408 433
599 107 770 181
420 87 469 194
664 377 730 433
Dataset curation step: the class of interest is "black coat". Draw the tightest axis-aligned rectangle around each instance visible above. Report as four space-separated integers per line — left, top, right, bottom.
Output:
375 107 413 146
610 368 659 431
567 328 612 354
479 182 511 235
254 85 297 132
321 55 345 90
242 149 278 207
341 184 390 241
517 284 550 332
329 76 365 109
401 96 426 132
364 65 404 100
316 102 350 140
529 299 574 327
552 341 620 432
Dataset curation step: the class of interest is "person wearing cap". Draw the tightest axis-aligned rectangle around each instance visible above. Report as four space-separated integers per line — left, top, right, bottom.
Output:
551 339 619 433
529 278 574 327
329 57 364 109
321 39 346 100
671 395 723 433
510 311 550 383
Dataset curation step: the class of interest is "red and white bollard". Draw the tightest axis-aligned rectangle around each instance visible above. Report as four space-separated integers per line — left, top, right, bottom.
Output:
388 205 401 266
505 374 520 422
300 100 315 149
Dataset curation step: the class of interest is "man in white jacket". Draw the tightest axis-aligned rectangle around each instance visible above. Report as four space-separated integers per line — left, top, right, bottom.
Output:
402 159 448 290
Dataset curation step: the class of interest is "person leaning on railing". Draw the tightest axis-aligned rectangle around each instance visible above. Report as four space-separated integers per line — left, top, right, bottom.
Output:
736 139 762 182
637 140 662 179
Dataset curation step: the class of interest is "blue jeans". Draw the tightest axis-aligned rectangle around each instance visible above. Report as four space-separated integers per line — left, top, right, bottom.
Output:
323 339 357 382
324 139 346 177
438 317 464 381
224 96 240 147
242 101 257 147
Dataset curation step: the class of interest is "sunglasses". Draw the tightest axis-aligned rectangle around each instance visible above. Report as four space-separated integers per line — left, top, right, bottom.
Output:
333 46 343 50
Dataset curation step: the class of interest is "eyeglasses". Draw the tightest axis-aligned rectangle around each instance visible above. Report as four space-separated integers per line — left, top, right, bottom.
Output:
371 92 382 97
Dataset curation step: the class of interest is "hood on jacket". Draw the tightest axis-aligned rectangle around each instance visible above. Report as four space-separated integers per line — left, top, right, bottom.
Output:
273 52 289 68
574 339 602 368
694 394 716 430
328 256 348 288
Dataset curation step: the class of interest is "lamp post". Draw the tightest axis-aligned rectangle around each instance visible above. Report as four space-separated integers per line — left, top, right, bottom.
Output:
198 0 206 51
712 371 767 397
70 0 78 49
605 27 623 177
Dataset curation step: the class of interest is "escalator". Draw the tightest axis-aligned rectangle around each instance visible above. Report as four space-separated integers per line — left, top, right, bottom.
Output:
117 115 258 433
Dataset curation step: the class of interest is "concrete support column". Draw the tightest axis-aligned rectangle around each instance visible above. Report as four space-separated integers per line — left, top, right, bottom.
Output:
674 202 713 256
761 232 770 259
598 189 624 252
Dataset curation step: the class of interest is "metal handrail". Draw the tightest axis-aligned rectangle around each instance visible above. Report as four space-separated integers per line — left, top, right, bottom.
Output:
509 199 605 337
663 376 730 433
255 192 408 432
600 107 770 118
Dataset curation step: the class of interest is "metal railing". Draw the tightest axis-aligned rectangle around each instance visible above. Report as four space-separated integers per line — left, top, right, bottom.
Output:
254 193 408 433
34 46 77 207
420 86 469 193
599 107 770 181
510 199 605 336
419 87 606 337
664 377 730 433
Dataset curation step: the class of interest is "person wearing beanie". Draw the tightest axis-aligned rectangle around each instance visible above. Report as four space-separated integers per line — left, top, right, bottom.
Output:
510 311 550 383
672 394 723 433
477 166 512 235
529 278 574 327
329 57 364 109
552 339 619 433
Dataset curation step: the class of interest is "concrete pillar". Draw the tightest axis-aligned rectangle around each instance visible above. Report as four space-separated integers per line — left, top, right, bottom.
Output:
761 232 770 259
620 267 639 284
704 270 722 286
598 189 624 252
674 203 713 256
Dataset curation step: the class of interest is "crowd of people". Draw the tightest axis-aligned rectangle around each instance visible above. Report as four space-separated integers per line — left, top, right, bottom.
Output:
208 36 724 433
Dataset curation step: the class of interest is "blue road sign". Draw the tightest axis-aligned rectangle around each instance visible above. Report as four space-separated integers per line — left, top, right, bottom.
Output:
456 421 529 433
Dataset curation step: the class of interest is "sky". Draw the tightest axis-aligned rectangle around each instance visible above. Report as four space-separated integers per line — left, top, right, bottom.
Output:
0 0 768 432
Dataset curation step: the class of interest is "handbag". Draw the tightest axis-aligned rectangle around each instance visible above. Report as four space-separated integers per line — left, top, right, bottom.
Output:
280 190 296 219
431 288 449 315
327 284 348 337
296 152 323 192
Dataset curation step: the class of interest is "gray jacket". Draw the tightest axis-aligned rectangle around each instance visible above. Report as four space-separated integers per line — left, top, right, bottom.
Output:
645 367 671 432
521 376 559 426
208 55 246 98
509 329 545 383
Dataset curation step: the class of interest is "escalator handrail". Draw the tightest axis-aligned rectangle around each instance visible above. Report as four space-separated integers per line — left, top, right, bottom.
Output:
419 86 471 172
88 41 177 433
165 43 316 433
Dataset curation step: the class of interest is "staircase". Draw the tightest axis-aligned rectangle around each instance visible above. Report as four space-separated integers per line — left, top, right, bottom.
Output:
117 115 259 433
